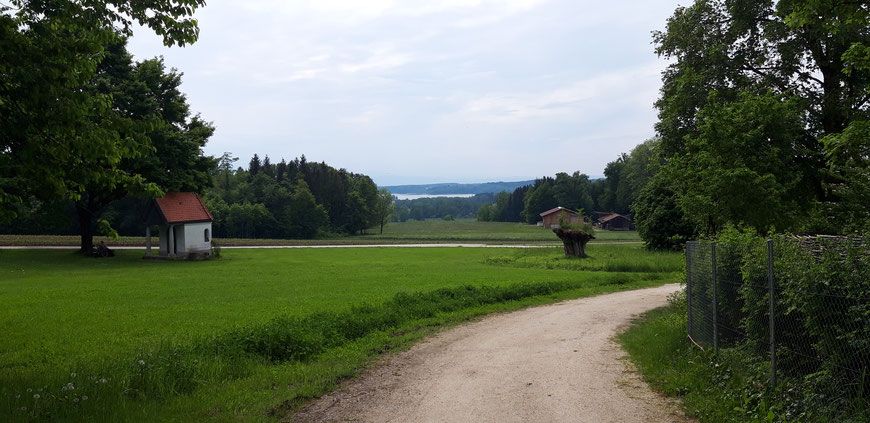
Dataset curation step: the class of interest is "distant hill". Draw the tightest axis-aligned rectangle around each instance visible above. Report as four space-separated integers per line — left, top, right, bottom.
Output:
382 180 535 195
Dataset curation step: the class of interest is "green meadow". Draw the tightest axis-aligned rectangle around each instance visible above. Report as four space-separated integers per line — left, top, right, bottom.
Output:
0 244 678 422
0 219 640 247
361 219 641 242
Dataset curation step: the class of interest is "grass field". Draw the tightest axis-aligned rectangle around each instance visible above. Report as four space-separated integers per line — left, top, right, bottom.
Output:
1 244 675 421
0 220 640 247
361 219 641 242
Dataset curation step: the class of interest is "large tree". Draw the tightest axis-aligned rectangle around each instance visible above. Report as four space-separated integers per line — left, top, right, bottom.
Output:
648 0 869 239
0 0 205 222
73 40 214 251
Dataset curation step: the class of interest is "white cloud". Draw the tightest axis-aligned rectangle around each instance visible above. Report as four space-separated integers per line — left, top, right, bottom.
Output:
127 0 684 184
448 62 663 124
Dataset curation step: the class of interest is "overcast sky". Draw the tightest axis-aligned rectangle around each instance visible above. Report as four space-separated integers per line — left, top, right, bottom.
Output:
127 0 684 186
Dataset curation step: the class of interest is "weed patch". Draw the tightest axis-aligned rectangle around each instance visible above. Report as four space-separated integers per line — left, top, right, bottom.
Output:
484 245 684 273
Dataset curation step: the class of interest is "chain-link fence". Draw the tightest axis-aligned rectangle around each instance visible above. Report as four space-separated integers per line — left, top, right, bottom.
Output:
686 237 870 393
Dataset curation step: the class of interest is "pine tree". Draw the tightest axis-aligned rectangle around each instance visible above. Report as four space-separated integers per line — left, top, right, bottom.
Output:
249 154 261 177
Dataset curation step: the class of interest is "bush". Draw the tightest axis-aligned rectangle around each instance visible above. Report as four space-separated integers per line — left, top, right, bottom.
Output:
712 228 870 415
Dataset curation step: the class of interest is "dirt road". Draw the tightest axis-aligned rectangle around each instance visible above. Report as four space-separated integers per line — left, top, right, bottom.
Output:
295 284 689 423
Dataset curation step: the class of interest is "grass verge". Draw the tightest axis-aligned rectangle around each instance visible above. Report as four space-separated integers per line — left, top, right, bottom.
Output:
618 291 870 423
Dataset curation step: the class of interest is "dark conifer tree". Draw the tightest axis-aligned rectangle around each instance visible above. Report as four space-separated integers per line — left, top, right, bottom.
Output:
249 154 261 177
276 158 287 182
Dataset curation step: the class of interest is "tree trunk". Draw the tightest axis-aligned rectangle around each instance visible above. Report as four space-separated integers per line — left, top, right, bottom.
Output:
553 228 594 258
77 205 94 253
380 220 385 234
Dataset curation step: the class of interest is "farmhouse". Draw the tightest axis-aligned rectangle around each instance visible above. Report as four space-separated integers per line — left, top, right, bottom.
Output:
145 192 214 259
598 213 633 231
539 207 582 229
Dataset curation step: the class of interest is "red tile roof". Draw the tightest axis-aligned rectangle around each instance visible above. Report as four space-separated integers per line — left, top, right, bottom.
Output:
155 192 214 224
539 207 578 217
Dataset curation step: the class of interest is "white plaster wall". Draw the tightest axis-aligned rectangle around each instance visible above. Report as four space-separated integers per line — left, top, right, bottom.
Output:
183 222 212 253
158 225 169 255
175 226 186 253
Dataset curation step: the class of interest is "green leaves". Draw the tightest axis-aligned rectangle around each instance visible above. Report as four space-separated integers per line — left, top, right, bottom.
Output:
1 0 207 223
648 0 869 239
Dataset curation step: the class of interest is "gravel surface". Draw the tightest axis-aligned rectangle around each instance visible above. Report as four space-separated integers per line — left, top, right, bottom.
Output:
294 284 691 423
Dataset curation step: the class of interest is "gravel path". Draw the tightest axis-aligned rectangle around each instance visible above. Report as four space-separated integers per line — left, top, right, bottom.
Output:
294 284 690 423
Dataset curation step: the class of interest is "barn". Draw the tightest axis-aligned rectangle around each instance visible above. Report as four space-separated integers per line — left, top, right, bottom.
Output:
539 207 582 229
598 213 633 231
145 192 214 259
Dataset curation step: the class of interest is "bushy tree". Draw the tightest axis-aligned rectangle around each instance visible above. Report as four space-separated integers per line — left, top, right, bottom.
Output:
0 0 205 222
71 40 214 251
521 179 557 224
373 188 395 234
284 179 328 238
646 0 869 241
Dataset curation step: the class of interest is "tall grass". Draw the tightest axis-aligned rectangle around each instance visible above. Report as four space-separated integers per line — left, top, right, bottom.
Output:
484 245 684 273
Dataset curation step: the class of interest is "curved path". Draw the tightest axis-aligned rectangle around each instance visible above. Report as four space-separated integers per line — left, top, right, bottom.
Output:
295 284 690 423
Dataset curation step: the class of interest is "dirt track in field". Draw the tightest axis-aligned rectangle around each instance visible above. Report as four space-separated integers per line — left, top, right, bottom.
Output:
294 284 691 423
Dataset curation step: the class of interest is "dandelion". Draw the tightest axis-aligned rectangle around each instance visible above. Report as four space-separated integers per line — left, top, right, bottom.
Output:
14 394 20 399
73 397 79 403
33 394 40 400
138 360 145 366
26 388 32 393
99 378 108 384
70 372 77 378
193 360 199 365
82 396 88 401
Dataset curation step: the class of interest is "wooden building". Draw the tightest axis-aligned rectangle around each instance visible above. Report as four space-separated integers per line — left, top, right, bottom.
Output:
145 192 214 259
539 207 581 229
598 213 633 231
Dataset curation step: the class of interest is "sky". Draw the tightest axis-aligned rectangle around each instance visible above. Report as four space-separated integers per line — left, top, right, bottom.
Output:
127 0 685 186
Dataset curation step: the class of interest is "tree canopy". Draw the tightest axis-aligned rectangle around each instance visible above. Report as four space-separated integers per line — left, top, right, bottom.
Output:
642 0 869 241
0 0 205 222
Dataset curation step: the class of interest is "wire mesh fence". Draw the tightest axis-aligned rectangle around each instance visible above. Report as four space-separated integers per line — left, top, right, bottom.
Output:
686 237 870 394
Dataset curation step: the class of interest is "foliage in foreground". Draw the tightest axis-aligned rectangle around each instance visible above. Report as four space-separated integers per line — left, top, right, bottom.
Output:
620 291 870 422
2 277 661 422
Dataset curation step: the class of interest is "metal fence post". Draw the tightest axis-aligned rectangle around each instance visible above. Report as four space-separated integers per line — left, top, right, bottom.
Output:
767 239 777 386
711 241 718 354
686 242 693 338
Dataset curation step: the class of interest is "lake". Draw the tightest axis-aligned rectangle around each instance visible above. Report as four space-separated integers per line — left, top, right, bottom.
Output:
392 193 476 200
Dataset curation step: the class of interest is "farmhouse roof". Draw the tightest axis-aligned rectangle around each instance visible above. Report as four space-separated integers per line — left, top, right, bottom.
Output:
539 207 579 217
598 213 630 223
154 192 214 224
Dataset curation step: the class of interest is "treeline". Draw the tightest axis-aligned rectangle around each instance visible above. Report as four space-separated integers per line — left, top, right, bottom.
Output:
385 181 533 195
393 194 495 221
475 148 651 224
206 154 392 238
